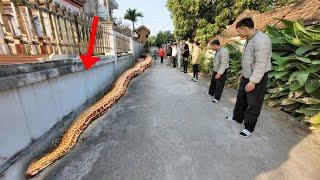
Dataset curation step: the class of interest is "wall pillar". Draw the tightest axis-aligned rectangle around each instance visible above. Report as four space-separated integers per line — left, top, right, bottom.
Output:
106 21 118 76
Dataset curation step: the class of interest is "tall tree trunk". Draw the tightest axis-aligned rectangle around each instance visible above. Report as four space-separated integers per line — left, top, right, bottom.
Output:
132 21 135 31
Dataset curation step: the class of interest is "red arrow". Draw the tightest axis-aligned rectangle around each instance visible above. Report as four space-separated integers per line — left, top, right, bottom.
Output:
80 16 100 70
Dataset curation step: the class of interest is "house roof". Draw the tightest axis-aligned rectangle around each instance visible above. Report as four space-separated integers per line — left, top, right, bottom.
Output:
135 25 150 34
215 0 320 45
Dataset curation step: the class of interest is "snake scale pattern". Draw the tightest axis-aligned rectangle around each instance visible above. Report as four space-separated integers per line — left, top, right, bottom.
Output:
26 57 152 177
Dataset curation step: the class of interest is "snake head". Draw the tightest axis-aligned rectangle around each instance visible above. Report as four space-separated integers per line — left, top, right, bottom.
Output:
26 164 42 177
26 159 52 177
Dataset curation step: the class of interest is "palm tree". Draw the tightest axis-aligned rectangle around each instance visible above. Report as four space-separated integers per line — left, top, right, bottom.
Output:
124 8 143 31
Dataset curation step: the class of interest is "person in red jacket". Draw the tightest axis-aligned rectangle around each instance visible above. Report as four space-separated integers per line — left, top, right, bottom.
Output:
159 47 165 64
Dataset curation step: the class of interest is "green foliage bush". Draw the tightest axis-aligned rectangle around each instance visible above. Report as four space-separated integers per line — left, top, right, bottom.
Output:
265 20 320 126
225 43 243 88
199 49 214 77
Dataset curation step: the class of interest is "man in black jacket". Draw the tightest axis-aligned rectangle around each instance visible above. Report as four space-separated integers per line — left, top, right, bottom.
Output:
182 42 190 73
166 44 172 66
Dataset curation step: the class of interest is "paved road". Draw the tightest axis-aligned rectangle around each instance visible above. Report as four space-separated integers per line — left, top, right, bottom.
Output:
37 60 320 180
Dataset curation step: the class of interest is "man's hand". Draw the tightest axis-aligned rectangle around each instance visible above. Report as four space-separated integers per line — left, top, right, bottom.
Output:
245 81 256 92
215 73 221 79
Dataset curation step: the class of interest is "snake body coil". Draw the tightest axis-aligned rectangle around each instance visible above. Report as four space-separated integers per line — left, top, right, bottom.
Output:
26 58 152 177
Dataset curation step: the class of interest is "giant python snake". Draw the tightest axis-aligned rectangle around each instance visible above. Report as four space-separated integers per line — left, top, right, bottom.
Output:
26 57 152 177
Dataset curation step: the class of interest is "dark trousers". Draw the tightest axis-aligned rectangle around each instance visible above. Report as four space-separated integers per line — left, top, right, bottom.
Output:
208 70 227 100
183 58 188 73
160 56 164 63
193 64 199 79
233 73 268 132
173 56 177 67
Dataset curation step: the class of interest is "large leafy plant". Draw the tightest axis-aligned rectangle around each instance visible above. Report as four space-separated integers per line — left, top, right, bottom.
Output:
225 42 243 88
266 20 320 128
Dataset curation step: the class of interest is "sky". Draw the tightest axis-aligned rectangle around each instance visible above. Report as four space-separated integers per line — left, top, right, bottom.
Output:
113 0 174 36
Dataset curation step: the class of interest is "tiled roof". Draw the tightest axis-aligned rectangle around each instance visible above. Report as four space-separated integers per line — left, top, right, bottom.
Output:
136 25 150 34
216 0 320 45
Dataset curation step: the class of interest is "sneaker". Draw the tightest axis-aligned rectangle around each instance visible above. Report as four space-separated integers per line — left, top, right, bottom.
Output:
212 99 219 103
240 129 251 137
225 116 235 121
194 79 198 82
191 78 195 81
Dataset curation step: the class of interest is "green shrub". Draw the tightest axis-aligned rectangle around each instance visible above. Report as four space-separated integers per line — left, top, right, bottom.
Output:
199 49 214 77
265 20 320 126
225 42 243 88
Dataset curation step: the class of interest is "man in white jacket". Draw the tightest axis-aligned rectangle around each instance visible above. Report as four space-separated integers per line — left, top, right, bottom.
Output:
172 43 178 68
208 39 229 103
226 17 272 137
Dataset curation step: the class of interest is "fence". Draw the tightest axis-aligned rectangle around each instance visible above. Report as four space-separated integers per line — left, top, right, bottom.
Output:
0 0 132 61
115 31 131 54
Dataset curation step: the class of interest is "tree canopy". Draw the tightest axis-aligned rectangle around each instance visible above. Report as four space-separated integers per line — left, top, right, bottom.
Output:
124 8 143 31
148 31 174 47
147 36 156 46
166 0 298 44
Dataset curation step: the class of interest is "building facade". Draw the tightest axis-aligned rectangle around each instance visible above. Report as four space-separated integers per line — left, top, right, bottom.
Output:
135 25 150 45
82 0 98 17
98 0 119 20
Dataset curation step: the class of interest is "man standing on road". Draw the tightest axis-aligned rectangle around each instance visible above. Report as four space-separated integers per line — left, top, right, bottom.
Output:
166 44 172 66
225 17 272 137
182 42 190 73
208 40 229 103
159 47 165 64
191 41 201 82
172 43 178 68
